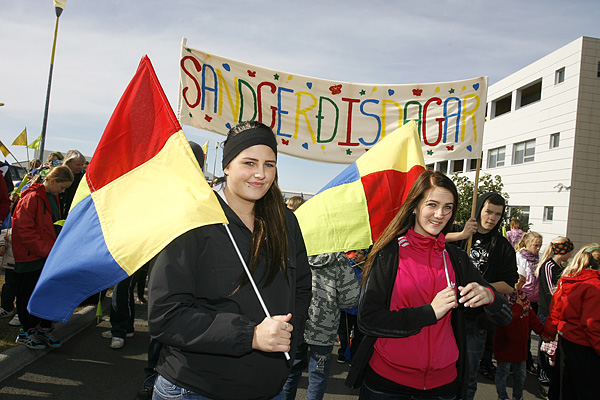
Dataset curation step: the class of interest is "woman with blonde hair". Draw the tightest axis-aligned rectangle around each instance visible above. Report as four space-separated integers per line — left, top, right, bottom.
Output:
12 166 73 349
543 244 600 399
515 231 543 374
536 236 574 398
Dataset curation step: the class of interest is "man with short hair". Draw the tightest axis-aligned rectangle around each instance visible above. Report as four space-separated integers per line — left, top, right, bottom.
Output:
447 192 518 400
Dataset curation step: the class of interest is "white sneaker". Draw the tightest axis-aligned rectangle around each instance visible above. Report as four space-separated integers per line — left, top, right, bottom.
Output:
101 330 134 339
0 307 16 319
9 314 21 326
110 337 125 349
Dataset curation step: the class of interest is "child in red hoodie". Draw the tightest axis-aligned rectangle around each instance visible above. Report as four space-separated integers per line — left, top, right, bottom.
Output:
543 244 600 400
494 290 544 400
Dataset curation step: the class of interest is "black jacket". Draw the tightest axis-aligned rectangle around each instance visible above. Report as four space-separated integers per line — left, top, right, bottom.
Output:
148 195 312 400
452 192 518 293
346 239 511 399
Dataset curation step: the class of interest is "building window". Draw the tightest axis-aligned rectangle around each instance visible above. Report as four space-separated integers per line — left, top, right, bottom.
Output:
544 206 554 221
450 160 464 174
597 61 600 78
550 132 560 149
467 158 479 172
436 161 448 174
555 67 565 84
491 94 512 118
513 139 536 164
517 79 542 108
509 206 530 226
426 163 435 171
487 146 506 168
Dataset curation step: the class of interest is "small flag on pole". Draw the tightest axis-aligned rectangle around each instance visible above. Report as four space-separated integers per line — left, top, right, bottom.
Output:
27 134 41 150
12 128 28 146
0 141 10 157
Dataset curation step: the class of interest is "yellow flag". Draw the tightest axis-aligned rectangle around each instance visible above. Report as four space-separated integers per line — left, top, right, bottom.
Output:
27 134 41 150
0 141 10 157
12 128 28 146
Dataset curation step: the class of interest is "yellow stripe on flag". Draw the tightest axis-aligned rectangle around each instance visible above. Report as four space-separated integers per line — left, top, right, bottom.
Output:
91 130 227 275
296 180 371 256
356 121 424 176
70 173 91 212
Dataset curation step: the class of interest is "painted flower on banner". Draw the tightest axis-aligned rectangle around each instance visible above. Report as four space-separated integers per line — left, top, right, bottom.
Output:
329 84 342 95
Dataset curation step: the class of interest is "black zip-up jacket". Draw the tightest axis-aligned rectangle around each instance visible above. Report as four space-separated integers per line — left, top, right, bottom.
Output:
346 238 511 398
148 195 312 400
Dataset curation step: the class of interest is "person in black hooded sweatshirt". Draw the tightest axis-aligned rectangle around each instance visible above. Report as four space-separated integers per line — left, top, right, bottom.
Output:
446 192 518 400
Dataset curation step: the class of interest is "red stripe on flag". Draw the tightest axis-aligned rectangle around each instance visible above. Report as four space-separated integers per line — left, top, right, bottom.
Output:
86 56 181 191
361 165 425 242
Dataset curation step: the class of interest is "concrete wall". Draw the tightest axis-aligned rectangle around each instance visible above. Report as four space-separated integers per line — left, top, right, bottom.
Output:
567 37 600 247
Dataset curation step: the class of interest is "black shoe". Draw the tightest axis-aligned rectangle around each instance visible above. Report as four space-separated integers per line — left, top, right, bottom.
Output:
337 354 347 364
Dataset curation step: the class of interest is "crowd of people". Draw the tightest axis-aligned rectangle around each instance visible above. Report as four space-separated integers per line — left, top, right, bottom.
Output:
0 122 599 400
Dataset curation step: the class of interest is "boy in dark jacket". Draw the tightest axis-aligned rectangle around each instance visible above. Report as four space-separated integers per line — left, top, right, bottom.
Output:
447 192 519 400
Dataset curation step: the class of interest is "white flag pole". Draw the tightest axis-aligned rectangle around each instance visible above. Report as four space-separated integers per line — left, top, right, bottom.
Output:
224 224 291 360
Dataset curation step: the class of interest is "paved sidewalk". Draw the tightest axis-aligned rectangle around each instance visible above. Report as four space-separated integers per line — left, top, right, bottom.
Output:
0 299 106 383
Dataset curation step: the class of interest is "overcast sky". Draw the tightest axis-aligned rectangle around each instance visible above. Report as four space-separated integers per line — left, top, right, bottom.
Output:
1 0 598 193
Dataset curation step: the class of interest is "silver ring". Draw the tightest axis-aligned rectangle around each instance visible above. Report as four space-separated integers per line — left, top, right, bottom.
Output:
284 322 289 329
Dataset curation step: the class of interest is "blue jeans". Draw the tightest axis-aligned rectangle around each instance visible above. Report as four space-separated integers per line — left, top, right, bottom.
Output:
153 375 285 400
281 343 333 400
359 381 456 399
495 361 525 400
465 318 486 400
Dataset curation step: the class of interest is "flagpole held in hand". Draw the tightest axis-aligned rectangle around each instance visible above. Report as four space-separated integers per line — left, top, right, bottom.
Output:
466 157 482 253
224 223 291 360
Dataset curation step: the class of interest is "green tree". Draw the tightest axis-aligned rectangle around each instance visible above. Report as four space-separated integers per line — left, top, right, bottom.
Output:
451 173 509 225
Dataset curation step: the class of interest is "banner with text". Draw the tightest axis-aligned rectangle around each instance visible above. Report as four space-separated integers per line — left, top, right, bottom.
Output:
178 42 488 164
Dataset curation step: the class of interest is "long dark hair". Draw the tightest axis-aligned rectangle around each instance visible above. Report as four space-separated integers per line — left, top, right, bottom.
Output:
226 121 289 290
361 170 458 284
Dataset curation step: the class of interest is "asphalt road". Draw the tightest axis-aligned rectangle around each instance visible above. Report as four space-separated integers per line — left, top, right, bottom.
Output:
0 297 545 399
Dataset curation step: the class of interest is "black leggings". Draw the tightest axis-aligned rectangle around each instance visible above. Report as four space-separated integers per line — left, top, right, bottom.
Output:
558 336 600 400
15 269 52 331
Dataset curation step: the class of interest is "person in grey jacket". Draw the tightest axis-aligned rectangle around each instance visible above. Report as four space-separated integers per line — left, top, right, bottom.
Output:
283 252 360 400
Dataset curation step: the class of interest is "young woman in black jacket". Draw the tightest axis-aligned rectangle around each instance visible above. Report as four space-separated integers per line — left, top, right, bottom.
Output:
148 121 312 400
346 170 511 399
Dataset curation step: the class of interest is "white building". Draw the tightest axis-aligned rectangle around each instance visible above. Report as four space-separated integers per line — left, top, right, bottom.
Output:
429 36 600 247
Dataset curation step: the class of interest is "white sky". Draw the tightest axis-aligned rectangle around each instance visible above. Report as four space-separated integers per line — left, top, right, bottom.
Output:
1 0 598 193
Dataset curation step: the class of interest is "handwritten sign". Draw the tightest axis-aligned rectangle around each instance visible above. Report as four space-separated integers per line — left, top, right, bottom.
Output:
178 41 488 164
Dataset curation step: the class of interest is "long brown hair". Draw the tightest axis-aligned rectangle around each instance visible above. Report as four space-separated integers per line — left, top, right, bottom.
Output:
226 121 289 290
32 165 74 185
361 170 458 284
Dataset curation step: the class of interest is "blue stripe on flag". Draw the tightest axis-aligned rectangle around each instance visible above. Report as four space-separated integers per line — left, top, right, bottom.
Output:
316 162 360 194
28 195 128 322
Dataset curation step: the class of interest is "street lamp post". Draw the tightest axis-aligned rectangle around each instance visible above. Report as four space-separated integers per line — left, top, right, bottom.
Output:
38 1 66 159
